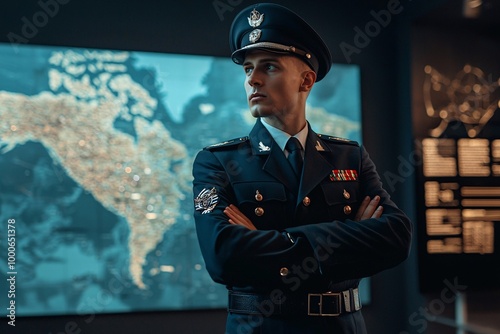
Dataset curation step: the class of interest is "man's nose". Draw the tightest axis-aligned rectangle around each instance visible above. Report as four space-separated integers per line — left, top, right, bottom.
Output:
247 71 262 87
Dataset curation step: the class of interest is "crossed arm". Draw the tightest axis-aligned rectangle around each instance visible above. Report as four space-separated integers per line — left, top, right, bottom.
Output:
224 195 384 230
194 145 411 285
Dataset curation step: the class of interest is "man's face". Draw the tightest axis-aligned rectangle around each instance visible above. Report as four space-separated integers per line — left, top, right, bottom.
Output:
243 50 309 119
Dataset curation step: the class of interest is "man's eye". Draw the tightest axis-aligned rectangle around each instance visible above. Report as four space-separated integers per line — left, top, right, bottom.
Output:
244 67 253 75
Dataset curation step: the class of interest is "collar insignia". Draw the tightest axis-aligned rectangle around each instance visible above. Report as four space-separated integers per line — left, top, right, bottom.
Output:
258 141 270 152
248 9 264 27
315 140 325 151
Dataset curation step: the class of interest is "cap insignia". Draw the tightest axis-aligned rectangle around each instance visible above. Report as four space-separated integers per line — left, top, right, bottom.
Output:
249 29 262 43
248 9 264 27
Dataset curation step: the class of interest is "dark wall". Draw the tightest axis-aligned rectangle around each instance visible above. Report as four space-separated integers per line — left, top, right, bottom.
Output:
3 1 496 333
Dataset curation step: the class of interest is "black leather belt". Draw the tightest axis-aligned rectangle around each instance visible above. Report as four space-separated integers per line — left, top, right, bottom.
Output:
228 288 361 317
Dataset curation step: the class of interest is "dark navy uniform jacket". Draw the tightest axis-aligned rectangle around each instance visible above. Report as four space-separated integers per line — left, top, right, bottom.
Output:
192 119 412 333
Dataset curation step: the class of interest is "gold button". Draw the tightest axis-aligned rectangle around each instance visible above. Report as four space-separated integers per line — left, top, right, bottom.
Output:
255 207 264 216
343 189 350 199
344 205 352 215
280 267 289 276
302 196 311 206
255 190 263 201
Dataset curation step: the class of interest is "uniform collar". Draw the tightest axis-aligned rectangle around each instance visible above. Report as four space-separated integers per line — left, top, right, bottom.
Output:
260 118 308 153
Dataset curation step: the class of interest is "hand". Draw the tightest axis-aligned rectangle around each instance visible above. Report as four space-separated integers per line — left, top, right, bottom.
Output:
354 195 383 221
224 204 257 230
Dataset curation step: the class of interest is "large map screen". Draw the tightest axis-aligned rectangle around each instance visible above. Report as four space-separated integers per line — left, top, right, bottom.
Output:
0 43 362 316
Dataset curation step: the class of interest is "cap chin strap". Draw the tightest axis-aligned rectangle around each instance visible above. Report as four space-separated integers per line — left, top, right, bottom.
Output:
232 41 318 75
236 41 312 60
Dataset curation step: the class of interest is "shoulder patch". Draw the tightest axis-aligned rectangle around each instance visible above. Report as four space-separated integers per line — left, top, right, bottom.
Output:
317 134 359 146
204 136 249 150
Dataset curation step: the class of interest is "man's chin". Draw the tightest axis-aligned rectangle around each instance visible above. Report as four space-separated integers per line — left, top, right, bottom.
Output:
250 111 261 118
250 107 271 118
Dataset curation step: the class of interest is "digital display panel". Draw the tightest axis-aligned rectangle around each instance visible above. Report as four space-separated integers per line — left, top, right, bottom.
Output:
412 25 500 292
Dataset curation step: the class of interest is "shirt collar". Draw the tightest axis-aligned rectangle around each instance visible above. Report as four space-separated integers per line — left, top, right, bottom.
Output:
261 118 308 152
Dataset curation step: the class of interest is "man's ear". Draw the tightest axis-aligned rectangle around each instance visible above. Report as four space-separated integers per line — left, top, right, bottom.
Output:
300 70 316 92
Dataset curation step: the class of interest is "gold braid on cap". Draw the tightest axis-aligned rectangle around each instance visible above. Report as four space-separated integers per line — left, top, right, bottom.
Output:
239 41 311 59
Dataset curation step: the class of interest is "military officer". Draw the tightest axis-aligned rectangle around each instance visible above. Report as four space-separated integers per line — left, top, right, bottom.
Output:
192 3 412 333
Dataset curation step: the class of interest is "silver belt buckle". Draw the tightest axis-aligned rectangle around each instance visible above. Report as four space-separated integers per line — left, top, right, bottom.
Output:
307 292 341 316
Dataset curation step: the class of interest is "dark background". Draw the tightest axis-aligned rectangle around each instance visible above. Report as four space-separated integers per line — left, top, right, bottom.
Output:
1 0 499 333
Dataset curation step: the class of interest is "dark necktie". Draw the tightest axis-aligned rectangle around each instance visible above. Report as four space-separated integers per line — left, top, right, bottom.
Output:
286 137 303 178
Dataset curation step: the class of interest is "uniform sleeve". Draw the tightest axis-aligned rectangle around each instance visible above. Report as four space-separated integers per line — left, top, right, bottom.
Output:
285 145 413 282
192 149 310 288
